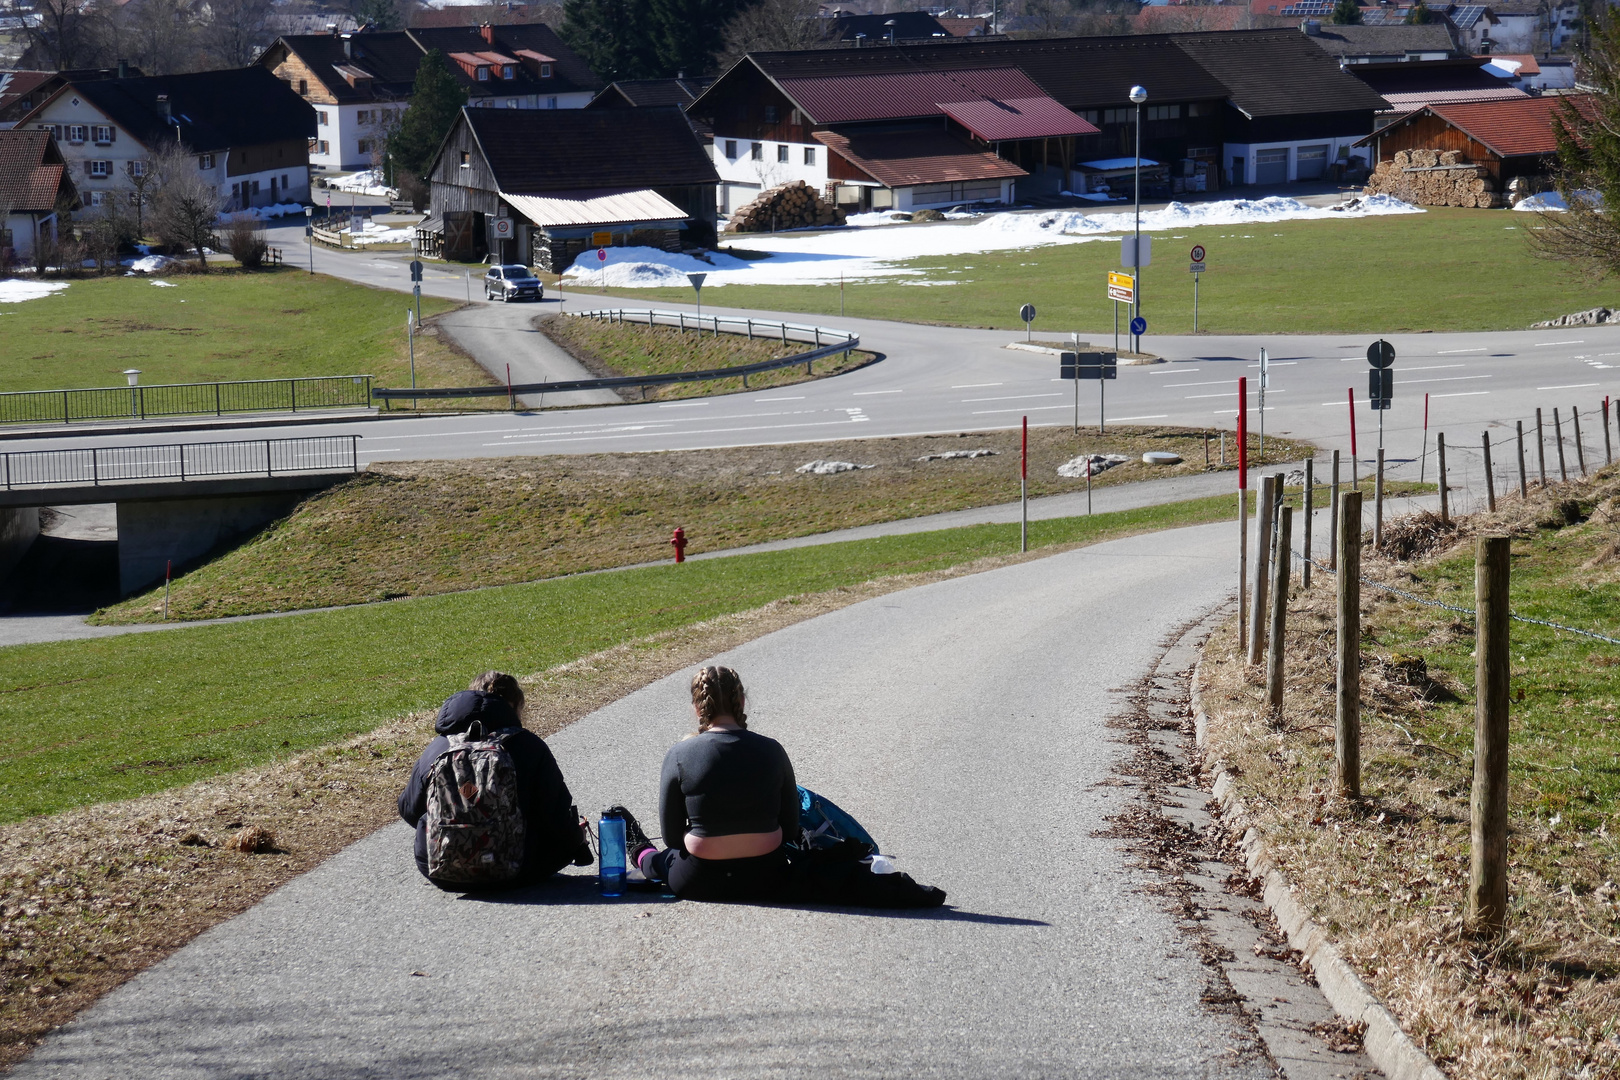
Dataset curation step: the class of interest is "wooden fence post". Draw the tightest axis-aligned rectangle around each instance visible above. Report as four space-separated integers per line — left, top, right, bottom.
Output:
1302 457 1314 589
1329 449 1340 572
1267 506 1292 711
1247 474 1275 666
1572 407 1586 475
1537 408 1548 487
1554 408 1568 482
1336 490 1362 798
1516 420 1528 499
1469 535 1511 936
1437 432 1449 522
1482 432 1496 512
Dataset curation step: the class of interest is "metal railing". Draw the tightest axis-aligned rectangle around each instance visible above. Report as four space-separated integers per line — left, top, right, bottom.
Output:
1 434 361 489
373 310 860 403
0 375 373 426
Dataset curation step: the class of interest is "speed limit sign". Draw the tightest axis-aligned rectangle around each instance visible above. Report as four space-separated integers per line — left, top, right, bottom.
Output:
1189 244 1206 262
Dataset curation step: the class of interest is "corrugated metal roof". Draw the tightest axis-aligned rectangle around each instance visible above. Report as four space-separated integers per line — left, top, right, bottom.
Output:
938 96 1099 140
813 127 1027 187
501 188 689 227
778 67 1046 125
1379 87 1530 112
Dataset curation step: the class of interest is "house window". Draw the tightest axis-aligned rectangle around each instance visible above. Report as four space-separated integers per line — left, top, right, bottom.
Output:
777 144 788 163
88 159 111 177
232 182 241 200
751 142 763 161
1080 110 1100 124
357 139 371 153
299 78 308 94
68 124 87 143
506 98 517 108
199 153 215 170
477 66 490 81
540 63 552 77
804 146 815 165
90 190 106 206
282 173 289 187
1187 102 1215 117
502 64 515 79
318 110 329 124
547 96 557 108
251 180 261 194
128 159 147 177
1146 104 1181 121
460 150 470 169
318 140 330 154
725 139 737 158
763 105 778 123
92 125 113 143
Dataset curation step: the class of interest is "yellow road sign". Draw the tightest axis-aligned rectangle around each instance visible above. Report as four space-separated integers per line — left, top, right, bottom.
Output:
1107 271 1135 304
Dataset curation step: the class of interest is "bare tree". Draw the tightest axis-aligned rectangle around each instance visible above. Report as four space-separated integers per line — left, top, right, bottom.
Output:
23 0 99 68
80 194 138 273
716 0 823 68
1529 12 1620 275
129 0 200 75
201 0 274 67
147 141 222 269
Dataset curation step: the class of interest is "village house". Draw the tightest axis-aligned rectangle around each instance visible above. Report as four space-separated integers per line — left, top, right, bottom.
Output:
0 127 76 263
1347 56 1529 119
15 67 315 212
1 65 139 129
1295 20 1457 63
587 76 715 144
257 23 601 173
1355 93 1594 185
423 105 717 269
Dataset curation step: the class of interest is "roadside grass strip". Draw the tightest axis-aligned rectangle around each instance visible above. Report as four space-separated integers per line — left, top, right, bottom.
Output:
603 209 1620 335
1198 466 1620 1080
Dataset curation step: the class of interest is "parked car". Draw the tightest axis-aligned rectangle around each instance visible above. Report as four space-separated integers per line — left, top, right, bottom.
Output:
484 264 543 302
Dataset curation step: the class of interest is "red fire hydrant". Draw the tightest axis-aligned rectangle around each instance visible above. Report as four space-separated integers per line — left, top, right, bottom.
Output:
670 527 688 564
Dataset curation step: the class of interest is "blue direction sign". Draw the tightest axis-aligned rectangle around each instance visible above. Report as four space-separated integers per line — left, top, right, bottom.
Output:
1129 316 1147 336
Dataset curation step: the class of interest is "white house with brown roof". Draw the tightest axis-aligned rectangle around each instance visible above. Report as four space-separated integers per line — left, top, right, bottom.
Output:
0 128 77 262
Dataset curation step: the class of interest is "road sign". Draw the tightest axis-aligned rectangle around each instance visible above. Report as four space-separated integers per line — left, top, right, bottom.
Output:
1107 271 1135 304
409 259 423 282
1061 350 1117 380
1130 315 1147 336
1019 303 1036 323
1121 235 1152 267
1189 244 1206 263
687 272 707 289
1367 340 1396 369
1189 261 1206 274
596 247 607 263
1259 348 1270 390
493 217 513 239
1370 367 1393 409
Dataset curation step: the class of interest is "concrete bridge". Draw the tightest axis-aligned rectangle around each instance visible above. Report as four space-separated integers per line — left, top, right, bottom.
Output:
0 435 359 596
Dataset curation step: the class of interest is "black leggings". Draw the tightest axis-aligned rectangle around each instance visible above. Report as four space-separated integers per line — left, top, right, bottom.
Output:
647 845 946 908
649 846 792 902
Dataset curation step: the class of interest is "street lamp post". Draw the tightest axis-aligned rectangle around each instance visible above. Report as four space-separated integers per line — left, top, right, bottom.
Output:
303 205 314 275
1129 84 1147 355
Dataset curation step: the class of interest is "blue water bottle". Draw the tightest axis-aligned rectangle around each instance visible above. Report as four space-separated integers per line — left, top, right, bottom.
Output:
598 808 626 897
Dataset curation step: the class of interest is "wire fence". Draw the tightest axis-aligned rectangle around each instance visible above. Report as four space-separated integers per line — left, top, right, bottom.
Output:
0 376 374 426
0 435 361 489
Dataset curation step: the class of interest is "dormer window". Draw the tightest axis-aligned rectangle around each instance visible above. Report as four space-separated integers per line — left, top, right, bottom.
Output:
502 64 514 79
540 63 552 77
477 66 490 81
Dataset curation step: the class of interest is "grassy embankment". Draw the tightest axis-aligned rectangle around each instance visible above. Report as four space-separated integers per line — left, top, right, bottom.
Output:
1199 467 1620 1079
0 268 485 396
94 428 1307 624
608 208 1616 334
538 313 872 400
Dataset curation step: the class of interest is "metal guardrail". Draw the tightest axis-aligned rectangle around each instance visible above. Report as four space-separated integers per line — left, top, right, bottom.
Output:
0 376 373 426
1 435 361 489
373 310 860 403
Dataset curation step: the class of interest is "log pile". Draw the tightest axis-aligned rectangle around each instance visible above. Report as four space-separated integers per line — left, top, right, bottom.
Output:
1364 148 1503 208
726 180 846 232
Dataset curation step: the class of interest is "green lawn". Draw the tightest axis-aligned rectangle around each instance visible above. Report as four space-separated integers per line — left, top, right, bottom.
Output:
0 495 1242 823
0 268 458 391
609 208 1615 335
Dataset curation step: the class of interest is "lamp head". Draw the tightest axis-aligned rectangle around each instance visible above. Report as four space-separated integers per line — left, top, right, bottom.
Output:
1129 85 1148 104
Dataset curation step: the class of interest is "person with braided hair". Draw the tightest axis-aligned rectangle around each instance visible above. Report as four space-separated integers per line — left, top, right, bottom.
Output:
612 666 946 907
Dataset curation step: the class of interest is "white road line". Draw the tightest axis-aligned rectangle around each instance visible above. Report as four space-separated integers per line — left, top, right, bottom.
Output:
1536 383 1600 390
1163 380 1229 387
367 427 530 440
852 390 902 396
1246 360 1298 367
487 416 875 447
1534 340 1585 347
961 393 1063 402
950 383 1003 388
1148 368 1199 375
1431 391 1492 399
1184 389 1286 400
1404 375 1491 385
1213 406 1275 414
970 405 1073 415
1437 348 1488 354
755 396 804 401
658 401 710 408
1106 414 1170 422
1399 364 1466 372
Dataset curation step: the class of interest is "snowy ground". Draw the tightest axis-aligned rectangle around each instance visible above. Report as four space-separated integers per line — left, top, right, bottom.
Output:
0 281 69 303
328 170 399 199
346 219 414 245
564 195 1421 288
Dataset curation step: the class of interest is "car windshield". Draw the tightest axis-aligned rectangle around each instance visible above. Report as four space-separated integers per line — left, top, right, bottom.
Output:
503 267 532 279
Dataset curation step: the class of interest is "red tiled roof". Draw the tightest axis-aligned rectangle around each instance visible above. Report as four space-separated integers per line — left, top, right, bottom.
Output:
776 67 1049 125
0 70 54 112
813 127 1027 187
0 129 73 212
1429 94 1594 157
938 96 1099 141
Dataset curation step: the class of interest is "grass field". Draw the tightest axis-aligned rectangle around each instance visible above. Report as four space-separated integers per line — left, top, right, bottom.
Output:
1199 467 1620 1079
3 494 1255 824
93 427 1300 624
0 268 475 391
604 208 1617 335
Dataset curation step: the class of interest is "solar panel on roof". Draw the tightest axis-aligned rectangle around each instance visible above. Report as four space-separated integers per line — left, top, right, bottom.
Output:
1280 1 1335 14
1449 4 1485 26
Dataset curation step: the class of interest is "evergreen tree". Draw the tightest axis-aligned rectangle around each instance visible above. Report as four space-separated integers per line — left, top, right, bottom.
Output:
355 0 406 31
1330 0 1363 24
1534 12 1620 272
387 50 467 208
649 0 746 77
1404 1 1432 24
560 0 659 80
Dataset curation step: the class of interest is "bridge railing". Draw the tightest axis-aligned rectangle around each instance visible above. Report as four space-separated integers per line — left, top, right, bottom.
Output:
0 376 374 426
1 435 361 489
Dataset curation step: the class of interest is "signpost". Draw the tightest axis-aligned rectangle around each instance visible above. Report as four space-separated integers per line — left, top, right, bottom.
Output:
410 259 423 327
1107 271 1134 353
1120 234 1150 354
597 246 608 293
1257 348 1269 463
1020 303 1036 341
688 272 707 319
1060 348 1117 435
1189 244 1206 333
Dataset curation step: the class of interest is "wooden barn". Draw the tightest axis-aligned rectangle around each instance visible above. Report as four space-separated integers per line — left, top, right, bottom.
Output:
1355 94 1595 184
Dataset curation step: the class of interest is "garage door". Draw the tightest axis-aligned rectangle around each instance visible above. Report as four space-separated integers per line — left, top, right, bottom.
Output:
1296 144 1330 181
1255 148 1289 186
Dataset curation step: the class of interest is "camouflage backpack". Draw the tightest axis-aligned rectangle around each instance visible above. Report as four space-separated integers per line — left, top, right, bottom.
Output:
424 723 526 885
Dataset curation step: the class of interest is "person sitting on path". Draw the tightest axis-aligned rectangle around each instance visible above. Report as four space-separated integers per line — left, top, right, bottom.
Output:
614 666 946 907
399 672 591 887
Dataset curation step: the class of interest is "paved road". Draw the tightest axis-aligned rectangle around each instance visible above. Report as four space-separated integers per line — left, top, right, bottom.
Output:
13 521 1270 1080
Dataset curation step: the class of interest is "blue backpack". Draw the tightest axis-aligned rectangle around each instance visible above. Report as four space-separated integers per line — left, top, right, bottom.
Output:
797 786 878 856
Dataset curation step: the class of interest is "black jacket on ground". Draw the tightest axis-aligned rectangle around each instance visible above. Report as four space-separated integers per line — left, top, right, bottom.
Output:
398 691 586 883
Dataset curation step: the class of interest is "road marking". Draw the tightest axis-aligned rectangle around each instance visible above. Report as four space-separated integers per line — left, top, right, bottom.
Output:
1148 368 1198 375
1534 340 1585 347
1213 406 1275 413
1106 414 1170 422
376 427 530 439
1246 360 1297 367
971 405 1074 415
1399 364 1466 372
950 382 1003 388
1431 391 1492 399
961 392 1063 402
1163 380 1229 387
486 414 889 447
360 448 402 453
658 401 710 408
1437 348 1488 354
1184 389 1286 400
1536 383 1600 390
852 390 902 396
1405 374 1491 385
755 396 804 401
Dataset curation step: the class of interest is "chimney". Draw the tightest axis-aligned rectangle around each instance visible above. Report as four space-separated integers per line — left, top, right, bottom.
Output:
328 22 339 36
1302 17 1321 33
117 58 129 78
480 22 495 44
156 93 171 121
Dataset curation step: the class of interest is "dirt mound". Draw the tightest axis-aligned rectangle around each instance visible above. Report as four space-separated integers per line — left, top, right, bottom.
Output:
1375 511 1467 561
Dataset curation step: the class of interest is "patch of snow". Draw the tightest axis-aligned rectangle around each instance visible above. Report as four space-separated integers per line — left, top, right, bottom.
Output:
795 460 874 475
1513 190 1601 212
1057 453 1129 479
235 202 305 221
150 280 178 288
347 219 414 245
916 449 998 461
562 246 751 288
125 254 176 274
329 169 399 198
0 280 68 303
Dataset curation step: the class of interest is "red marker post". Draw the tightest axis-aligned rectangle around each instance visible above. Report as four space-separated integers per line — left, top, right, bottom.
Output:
1237 377 1249 652
1020 416 1029 553
1347 387 1359 490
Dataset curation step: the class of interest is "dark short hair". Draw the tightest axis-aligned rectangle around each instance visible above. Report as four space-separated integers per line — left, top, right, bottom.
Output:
470 671 524 711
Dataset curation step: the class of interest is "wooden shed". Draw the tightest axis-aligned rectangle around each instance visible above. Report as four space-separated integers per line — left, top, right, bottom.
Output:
1355 94 1595 183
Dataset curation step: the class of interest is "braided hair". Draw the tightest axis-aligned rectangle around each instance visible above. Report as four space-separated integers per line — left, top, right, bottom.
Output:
691 666 747 732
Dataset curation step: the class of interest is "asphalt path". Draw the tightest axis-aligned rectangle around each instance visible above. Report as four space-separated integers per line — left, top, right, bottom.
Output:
12 521 1268 1080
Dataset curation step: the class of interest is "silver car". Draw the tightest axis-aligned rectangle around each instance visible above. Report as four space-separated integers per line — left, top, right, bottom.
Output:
484 264 543 302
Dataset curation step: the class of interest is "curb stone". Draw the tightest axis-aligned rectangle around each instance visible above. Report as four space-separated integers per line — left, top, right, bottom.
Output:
1192 658 1449 1080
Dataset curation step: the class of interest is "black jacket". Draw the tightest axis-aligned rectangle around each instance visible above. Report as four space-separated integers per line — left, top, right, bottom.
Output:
398 691 586 881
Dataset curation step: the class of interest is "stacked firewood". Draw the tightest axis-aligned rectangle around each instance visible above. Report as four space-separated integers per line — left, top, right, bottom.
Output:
727 181 846 232
1364 149 1502 208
